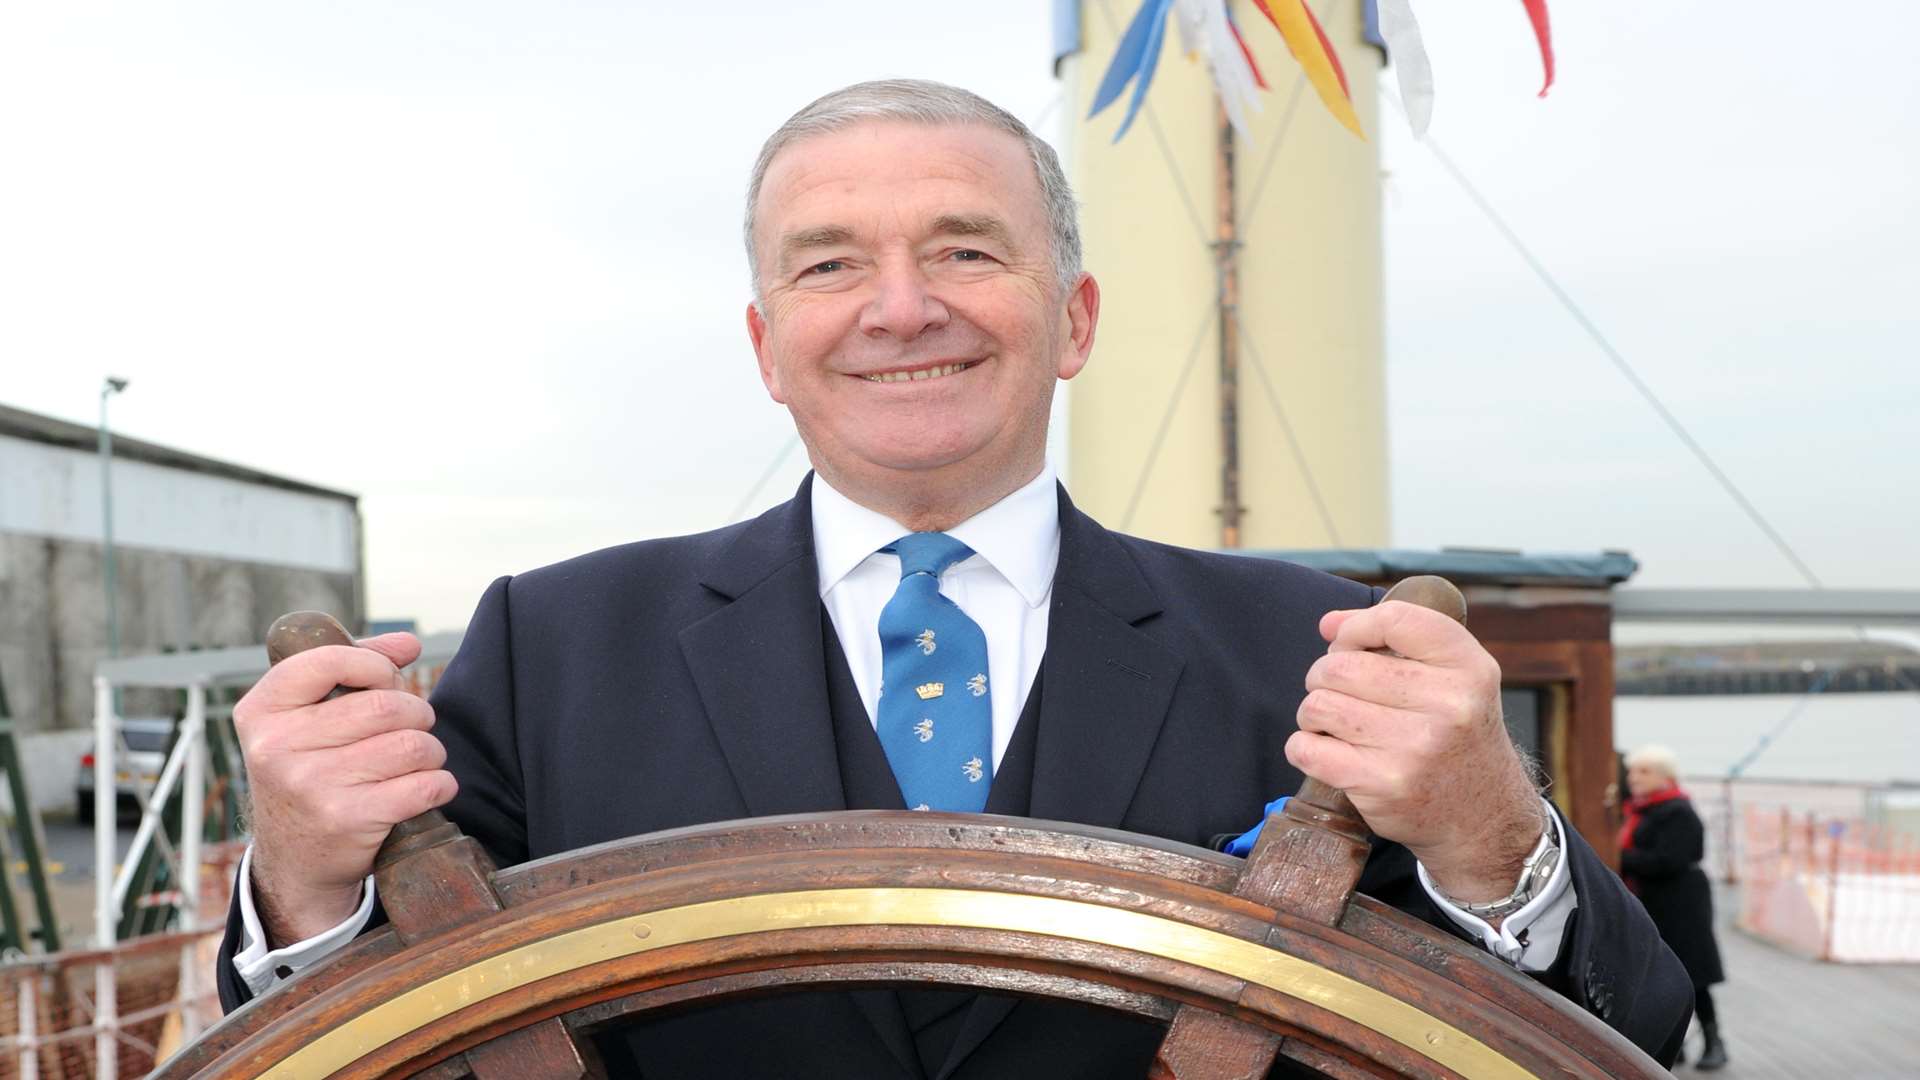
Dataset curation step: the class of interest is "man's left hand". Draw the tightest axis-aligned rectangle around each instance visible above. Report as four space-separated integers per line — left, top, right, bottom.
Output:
1288 600 1545 902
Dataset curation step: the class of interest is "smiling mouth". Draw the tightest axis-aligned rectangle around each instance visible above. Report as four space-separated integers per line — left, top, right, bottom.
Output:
861 361 979 384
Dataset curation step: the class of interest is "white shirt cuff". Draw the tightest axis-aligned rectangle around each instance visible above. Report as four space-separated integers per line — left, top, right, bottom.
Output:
232 844 378 997
1415 798 1576 972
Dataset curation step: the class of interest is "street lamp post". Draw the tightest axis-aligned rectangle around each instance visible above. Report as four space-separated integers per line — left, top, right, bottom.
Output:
95 375 128 1080
99 377 129 660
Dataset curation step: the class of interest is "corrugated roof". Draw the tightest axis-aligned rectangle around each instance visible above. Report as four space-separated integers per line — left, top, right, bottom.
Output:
0 402 357 502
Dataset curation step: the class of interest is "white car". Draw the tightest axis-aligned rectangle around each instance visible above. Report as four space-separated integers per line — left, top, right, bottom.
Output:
75 716 173 824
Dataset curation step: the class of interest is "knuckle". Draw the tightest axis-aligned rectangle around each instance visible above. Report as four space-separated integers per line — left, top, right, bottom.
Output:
363 690 401 726
403 730 446 769
1325 651 1366 684
1297 689 1332 726
1284 730 1314 768
410 771 449 809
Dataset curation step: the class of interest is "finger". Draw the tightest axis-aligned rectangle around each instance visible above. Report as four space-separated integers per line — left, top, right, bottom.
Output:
354 632 423 674
1318 607 1364 644
247 643 409 712
302 690 437 748
357 769 459 827
1306 648 1460 714
326 728 447 785
1295 686 1412 750
1284 729 1372 792
1324 600 1480 666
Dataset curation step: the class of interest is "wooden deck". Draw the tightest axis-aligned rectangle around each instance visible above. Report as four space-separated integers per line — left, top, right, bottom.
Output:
1676 883 1920 1078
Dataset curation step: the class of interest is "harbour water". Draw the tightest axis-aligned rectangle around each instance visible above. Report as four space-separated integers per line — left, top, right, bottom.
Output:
1613 692 1920 786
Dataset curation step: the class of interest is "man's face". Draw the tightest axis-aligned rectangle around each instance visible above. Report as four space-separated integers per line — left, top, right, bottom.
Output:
746 121 1097 500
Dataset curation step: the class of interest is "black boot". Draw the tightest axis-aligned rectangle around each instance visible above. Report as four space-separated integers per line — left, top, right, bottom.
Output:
1696 1021 1729 1071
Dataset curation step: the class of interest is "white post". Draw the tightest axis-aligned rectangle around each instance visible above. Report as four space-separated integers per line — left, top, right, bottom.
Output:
92 675 119 1080
111 719 193 917
178 680 207 1039
17 973 36 1080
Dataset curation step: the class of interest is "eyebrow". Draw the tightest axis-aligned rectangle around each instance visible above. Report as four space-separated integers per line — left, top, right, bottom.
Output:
931 214 1018 254
777 225 857 272
774 214 1022 273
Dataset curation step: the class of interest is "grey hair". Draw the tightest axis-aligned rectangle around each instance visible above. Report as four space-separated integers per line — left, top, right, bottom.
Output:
1625 744 1681 780
744 79 1082 300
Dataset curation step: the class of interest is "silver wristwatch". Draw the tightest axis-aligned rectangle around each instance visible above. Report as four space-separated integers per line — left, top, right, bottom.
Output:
1438 818 1562 921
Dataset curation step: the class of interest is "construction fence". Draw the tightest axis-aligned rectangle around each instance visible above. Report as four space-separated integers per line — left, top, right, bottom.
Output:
0 843 240 1078
1682 776 1920 962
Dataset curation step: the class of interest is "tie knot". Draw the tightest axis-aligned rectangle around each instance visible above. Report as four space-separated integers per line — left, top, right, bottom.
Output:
886 532 974 579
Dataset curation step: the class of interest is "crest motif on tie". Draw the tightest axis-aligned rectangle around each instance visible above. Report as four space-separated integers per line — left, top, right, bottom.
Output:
915 682 944 700
914 718 934 742
967 673 987 697
916 629 937 655
962 757 985 783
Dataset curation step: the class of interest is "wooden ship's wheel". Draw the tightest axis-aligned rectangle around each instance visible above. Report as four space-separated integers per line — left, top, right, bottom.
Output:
161 581 1665 1079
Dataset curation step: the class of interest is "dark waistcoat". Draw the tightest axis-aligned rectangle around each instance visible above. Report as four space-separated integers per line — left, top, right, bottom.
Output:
596 610 1165 1080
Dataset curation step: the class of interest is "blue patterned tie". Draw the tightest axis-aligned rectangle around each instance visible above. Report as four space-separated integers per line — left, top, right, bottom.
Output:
875 533 993 812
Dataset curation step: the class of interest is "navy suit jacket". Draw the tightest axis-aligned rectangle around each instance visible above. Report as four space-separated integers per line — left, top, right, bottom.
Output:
219 478 1689 1075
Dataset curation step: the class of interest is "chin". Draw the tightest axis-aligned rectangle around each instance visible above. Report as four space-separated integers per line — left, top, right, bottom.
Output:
851 430 991 473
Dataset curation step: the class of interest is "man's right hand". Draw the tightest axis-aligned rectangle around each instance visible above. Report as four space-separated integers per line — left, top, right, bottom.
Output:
234 632 458 947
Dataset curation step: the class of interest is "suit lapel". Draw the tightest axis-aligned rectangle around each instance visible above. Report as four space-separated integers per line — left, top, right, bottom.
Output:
937 488 1184 1080
1027 487 1184 827
679 478 922 1079
678 476 847 818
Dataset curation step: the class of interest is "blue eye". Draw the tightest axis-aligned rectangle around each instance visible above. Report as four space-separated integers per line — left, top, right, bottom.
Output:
951 250 985 262
805 260 845 275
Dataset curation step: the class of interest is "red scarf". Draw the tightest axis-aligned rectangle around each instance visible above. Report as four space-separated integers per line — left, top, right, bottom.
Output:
1617 784 1689 854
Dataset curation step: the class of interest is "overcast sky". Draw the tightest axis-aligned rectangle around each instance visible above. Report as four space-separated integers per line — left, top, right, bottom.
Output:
3 3 1915 634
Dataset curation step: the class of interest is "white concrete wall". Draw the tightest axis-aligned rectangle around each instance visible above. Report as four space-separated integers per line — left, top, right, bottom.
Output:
0 434 355 573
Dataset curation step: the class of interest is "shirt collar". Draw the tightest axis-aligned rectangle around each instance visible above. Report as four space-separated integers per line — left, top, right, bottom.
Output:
810 462 1060 608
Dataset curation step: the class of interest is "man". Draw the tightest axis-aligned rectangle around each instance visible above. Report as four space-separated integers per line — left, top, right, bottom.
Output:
218 80 1690 1076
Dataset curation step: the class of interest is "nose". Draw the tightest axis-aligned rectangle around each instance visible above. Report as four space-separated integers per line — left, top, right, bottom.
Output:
858 259 949 341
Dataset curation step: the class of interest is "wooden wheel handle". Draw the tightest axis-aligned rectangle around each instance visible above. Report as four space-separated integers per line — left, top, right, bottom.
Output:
262 612 602 1079
1152 575 1469 1078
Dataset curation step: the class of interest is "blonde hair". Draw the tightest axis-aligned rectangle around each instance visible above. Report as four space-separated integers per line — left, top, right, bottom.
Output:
1625 744 1681 781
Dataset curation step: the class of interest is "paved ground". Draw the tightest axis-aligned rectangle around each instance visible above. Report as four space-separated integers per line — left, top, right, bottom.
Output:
1671 884 1920 1079
9 812 139 948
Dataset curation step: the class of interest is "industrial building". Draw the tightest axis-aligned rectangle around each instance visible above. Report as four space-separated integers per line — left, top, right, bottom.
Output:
0 403 363 811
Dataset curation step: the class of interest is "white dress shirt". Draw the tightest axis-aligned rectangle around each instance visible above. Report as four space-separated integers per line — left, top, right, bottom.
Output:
812 462 1058 772
233 465 1573 993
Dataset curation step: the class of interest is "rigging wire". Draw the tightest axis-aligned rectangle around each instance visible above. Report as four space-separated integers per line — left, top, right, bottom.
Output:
1387 94 1825 589
1390 99 1920 705
1726 669 1833 780
1234 307 1345 545
1093 0 1211 245
1121 307 1219 531
1238 0 1344 233
725 431 802 524
1093 0 1346 541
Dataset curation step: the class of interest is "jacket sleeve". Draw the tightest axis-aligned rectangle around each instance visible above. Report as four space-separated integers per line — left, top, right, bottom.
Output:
1554 820 1695 1063
428 574 533 867
215 863 255 1013
1357 815 1692 1066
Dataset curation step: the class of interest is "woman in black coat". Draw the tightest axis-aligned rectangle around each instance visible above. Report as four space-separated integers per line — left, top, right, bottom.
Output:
1619 744 1728 1070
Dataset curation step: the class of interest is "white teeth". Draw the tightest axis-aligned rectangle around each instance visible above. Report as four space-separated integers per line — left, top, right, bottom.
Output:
865 362 972 384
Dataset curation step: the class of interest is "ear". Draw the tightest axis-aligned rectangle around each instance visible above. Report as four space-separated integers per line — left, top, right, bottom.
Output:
746 300 787 402
1055 272 1100 381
